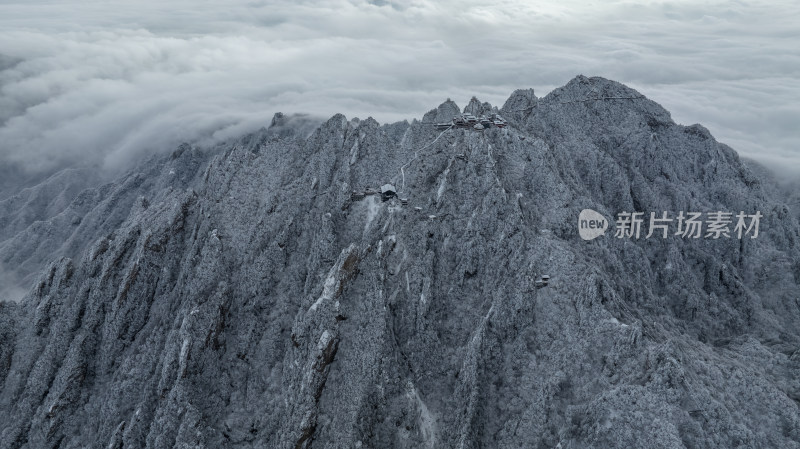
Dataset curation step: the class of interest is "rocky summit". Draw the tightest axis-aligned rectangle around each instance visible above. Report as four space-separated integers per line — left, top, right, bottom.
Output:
0 76 799 448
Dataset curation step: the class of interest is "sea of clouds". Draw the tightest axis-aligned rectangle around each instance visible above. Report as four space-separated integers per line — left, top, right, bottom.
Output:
0 0 798 177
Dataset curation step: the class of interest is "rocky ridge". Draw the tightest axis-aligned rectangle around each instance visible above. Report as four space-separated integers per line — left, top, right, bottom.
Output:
0 75 798 448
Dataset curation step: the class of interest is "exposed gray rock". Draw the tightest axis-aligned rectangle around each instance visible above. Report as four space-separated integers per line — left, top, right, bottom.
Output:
422 98 460 124
502 88 537 114
0 76 798 448
463 97 495 117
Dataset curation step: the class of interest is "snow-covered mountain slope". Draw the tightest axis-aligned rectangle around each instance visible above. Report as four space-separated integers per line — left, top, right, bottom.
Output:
0 76 798 448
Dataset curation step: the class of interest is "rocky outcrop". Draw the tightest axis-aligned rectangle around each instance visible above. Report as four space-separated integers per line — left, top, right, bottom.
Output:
0 76 798 448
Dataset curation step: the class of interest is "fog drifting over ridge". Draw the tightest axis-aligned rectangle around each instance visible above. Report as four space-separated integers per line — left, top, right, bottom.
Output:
0 0 798 177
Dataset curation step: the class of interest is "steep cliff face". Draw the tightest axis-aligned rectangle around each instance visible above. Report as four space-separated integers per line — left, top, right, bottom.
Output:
1 76 798 449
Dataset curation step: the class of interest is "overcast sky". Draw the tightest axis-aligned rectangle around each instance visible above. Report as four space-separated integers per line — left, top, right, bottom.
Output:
0 0 798 178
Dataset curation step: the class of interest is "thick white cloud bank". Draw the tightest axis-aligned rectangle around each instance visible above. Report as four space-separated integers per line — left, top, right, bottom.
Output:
0 0 798 177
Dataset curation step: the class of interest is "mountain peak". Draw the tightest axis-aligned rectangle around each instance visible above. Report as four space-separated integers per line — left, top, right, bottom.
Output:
0 76 797 449
270 111 286 128
501 88 537 115
551 75 645 101
463 96 494 116
422 98 460 123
